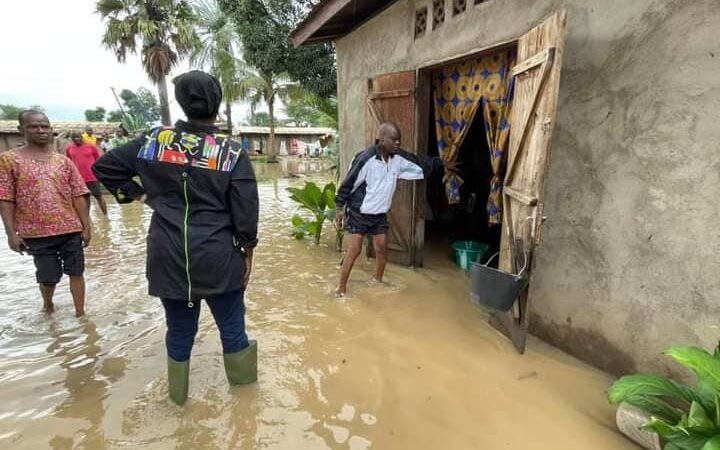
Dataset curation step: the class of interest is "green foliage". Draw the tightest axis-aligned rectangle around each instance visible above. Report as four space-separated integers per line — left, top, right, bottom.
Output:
118 88 161 125
287 181 339 246
97 0 201 123
608 342 720 449
248 112 275 127
218 0 336 99
107 110 124 122
107 87 161 130
285 94 337 128
190 0 244 132
84 107 107 122
1 104 44 121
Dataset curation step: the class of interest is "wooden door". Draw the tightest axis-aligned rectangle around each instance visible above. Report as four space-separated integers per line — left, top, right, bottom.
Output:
489 10 568 353
365 71 420 266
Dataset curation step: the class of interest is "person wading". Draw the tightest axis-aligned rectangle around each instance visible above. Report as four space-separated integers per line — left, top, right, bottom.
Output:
66 131 108 215
93 71 259 405
335 122 455 296
0 111 92 317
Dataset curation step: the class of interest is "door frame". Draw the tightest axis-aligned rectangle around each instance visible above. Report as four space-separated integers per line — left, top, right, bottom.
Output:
415 40 520 266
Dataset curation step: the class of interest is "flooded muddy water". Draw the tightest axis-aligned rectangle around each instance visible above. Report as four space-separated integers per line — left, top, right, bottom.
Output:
0 159 638 449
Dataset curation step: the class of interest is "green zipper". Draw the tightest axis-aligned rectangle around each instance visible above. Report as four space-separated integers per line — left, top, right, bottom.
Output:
182 174 193 308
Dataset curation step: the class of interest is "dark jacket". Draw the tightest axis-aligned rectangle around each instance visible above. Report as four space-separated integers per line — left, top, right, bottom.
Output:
92 120 258 302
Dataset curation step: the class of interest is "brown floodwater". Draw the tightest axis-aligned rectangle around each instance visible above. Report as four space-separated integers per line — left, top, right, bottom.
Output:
0 159 639 449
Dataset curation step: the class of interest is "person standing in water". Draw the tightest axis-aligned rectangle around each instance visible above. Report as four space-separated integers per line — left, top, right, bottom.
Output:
335 122 454 296
66 131 108 215
0 111 91 317
93 70 259 405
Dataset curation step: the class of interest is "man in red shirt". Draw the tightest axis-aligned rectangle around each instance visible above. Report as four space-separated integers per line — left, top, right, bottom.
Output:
0 111 92 316
66 132 107 215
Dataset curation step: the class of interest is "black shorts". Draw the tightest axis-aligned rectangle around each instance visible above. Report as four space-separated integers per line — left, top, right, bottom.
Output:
24 233 85 285
86 181 103 199
346 209 389 236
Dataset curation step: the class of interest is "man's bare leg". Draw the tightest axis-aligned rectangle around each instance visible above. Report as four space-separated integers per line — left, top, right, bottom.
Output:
96 196 108 216
69 276 86 317
372 233 388 282
39 283 56 313
336 233 364 296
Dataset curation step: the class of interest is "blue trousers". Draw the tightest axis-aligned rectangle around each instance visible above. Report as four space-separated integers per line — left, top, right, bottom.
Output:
161 289 249 362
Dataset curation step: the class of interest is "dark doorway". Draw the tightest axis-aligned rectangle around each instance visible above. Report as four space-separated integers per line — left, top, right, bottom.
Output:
424 84 502 265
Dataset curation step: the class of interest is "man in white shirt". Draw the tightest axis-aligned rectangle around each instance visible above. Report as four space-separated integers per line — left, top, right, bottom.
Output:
335 122 454 296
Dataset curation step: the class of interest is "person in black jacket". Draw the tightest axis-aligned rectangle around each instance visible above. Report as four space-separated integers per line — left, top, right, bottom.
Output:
93 71 259 405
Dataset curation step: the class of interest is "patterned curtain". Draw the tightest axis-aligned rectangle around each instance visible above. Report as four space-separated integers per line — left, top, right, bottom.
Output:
482 68 515 224
433 50 516 214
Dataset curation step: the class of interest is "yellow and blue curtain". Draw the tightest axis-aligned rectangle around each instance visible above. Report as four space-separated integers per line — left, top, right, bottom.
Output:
432 49 515 224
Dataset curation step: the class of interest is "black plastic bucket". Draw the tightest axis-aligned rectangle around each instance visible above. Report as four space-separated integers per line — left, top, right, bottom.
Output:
470 253 529 311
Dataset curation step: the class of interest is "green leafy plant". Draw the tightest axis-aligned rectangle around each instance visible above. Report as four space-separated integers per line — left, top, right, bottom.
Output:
287 181 342 248
609 342 720 450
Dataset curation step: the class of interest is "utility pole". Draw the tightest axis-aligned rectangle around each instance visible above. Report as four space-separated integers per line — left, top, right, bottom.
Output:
110 87 130 123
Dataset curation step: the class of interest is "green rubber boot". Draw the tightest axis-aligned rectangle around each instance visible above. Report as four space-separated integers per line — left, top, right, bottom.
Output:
223 340 258 385
167 357 190 405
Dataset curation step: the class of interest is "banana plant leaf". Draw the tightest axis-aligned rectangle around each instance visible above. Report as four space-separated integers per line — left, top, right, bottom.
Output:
702 435 720 450
645 417 708 450
665 347 720 393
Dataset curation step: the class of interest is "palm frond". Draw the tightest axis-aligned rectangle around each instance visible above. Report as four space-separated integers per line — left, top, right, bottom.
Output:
142 44 177 82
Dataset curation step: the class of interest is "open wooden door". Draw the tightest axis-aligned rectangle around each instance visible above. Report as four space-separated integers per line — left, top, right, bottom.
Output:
365 71 420 266
489 10 568 353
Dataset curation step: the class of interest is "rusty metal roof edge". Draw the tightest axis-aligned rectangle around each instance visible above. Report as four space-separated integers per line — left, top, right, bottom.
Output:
0 120 122 134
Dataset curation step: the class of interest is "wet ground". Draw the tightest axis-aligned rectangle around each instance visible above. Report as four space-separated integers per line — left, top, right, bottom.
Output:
0 160 639 449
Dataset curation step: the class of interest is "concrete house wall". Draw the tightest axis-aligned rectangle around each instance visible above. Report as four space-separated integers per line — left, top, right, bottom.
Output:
335 0 720 376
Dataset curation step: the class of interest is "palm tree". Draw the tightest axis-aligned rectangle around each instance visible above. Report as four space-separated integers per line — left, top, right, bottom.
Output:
237 66 297 163
97 0 200 125
190 0 243 134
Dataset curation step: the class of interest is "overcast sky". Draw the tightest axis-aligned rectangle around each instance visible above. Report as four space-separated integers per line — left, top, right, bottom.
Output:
0 0 256 123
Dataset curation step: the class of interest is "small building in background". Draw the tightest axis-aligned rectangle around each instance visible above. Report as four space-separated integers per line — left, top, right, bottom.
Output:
236 126 337 157
0 120 121 153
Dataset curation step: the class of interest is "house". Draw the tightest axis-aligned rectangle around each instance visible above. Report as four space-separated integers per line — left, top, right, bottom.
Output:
292 0 720 378
236 126 337 156
0 120 122 152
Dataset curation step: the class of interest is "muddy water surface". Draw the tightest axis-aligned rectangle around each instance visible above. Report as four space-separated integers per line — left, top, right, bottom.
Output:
0 160 638 449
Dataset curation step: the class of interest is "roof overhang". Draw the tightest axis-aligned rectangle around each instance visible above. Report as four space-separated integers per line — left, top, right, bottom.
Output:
291 0 398 47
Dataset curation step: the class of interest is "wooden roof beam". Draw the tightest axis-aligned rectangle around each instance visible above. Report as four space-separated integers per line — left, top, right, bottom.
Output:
292 0 355 48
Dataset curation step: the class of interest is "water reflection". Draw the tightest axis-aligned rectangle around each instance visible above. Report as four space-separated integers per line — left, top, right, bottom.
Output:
252 157 334 181
0 159 639 450
48 320 127 449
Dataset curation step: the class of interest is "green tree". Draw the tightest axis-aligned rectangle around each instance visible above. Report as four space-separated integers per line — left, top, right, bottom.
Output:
247 112 274 126
237 66 298 162
218 0 337 160
97 0 200 125
219 0 336 99
285 93 337 128
0 104 44 120
119 88 161 125
84 107 107 122
191 0 243 134
107 110 124 122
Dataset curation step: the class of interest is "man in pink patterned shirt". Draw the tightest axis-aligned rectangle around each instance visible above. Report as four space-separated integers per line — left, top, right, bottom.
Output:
0 111 92 317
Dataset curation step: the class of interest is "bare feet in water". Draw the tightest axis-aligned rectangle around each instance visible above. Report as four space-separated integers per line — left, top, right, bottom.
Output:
43 302 55 314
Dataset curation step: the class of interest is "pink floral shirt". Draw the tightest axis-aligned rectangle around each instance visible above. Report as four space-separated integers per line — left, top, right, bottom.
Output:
0 150 89 238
